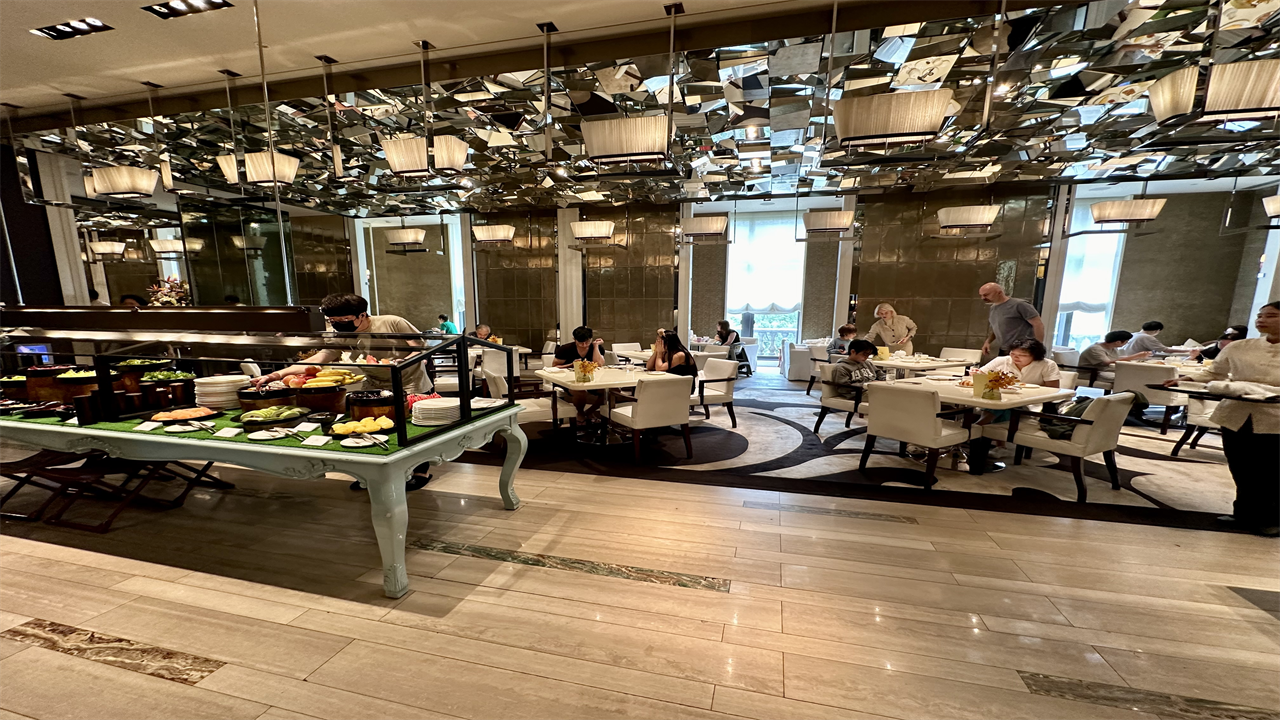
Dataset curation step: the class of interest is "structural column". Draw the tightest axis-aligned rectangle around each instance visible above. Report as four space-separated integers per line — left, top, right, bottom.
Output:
676 204 693 345
556 208 582 337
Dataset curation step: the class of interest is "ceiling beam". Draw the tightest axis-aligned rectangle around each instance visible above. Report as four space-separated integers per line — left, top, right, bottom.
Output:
6 0 1066 134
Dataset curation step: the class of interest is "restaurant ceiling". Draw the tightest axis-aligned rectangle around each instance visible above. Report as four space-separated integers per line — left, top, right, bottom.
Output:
11 0 1280 220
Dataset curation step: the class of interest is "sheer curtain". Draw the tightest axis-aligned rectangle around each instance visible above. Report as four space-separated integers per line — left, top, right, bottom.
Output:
726 211 805 313
1056 198 1127 351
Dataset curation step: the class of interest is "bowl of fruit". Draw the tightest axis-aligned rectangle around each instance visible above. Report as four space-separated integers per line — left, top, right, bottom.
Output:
294 367 364 414
235 404 310 429
329 415 396 439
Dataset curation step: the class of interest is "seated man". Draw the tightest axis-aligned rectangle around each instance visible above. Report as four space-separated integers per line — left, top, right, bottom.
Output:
1124 321 1178 355
468 324 492 340
1191 325 1247 362
1079 330 1150 383
826 324 857 358
553 325 606 421
831 339 885 400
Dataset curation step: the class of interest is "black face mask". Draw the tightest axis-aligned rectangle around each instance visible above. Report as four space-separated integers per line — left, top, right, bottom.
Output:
330 319 358 332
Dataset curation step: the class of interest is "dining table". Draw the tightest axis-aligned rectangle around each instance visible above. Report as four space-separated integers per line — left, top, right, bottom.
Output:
873 376 1076 474
873 355 976 378
615 348 729 369
534 366 679 445
468 345 534 369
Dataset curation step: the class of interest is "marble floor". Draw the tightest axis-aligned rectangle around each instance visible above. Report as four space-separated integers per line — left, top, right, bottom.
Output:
0 451 1277 720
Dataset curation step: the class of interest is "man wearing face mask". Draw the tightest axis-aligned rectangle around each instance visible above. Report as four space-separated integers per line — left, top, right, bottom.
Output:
252 293 432 489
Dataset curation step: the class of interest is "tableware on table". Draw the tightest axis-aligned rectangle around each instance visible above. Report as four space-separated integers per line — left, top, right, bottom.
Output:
247 429 288 441
341 433 389 448
151 408 222 425
164 424 201 433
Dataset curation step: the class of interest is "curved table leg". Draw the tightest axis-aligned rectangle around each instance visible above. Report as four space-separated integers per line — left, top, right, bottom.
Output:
495 421 527 510
364 472 410 598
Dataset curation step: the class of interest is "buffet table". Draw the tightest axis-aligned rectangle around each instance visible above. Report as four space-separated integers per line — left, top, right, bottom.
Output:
0 405 527 599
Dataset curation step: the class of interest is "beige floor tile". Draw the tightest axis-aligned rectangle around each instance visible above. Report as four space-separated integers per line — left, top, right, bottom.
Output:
0 638 28 661
0 568 136 626
307 640 741 719
711 686 893 720
291 610 715 709
82 597 350 679
1050 597 1280 653
478 528 782 585
110 576 307 624
532 487 781 524
724 625 1028 691
729 582 987 629
521 499 746 529
979 615 1280 671
436 556 784 630
0 707 34 720
403 549 459 578
555 474 780 506
1095 647 1280 710
0 534 193 581
404 517 495 545
739 521 938 551
783 653 1156 720
0 646 266 720
256 708 324 720
1012 561 1269 608
781 565 1071 624
177 572 394 621
987 532 1280 578
436 463 567 484
456 506 784 551
774 493 976 522
379 592 785 694
380 575 724 641
778 512 999 547
0 611 31 633
0 551 134 588
971 511 1280 557
197 664 459 719
780 535 1031 581
782 601 1123 683
955 573 1280 624
475 524 742 558
735 547 958 584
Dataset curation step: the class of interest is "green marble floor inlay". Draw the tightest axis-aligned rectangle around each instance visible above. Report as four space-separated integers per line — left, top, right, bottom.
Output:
1 619 223 685
410 538 731 592
1019 672 1280 720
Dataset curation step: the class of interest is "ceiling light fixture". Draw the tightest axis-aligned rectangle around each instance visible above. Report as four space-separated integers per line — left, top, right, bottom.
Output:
680 215 729 243
833 88 955 147
1148 65 1196 122
251 0 294 304
1090 198 1166 224
434 135 468 173
87 239 127 262
473 224 515 245
243 151 299 186
91 165 158 198
570 221 615 241
381 41 436 176
30 18 113 40
799 207 860 243
1264 194 1280 218
231 234 267 257
1203 58 1280 120
932 204 1002 239
148 237 204 258
316 55 343 178
141 0 233 19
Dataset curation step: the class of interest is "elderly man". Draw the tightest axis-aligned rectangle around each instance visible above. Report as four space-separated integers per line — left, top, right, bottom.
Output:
979 282 1044 356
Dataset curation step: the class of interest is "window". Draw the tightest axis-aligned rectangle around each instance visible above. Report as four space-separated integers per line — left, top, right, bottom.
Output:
725 211 806 357
1055 198 1126 351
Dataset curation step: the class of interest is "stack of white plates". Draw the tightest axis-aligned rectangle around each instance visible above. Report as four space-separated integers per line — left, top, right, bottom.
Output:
193 374 250 409
411 397 505 426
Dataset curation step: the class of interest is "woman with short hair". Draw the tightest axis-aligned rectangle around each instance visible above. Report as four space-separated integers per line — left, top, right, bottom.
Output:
977 338 1061 387
863 303 917 355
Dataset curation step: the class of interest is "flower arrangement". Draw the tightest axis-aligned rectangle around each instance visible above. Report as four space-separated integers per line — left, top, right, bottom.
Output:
974 369 1018 400
147 276 191 307
573 359 599 383
984 370 1019 390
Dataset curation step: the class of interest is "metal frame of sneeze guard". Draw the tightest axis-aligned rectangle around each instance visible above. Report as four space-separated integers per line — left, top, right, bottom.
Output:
0 327 520 449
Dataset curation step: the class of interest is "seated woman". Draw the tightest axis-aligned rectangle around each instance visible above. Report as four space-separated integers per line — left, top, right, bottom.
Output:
713 320 741 347
831 339 885 400
975 339 1061 443
826 324 857 358
648 330 698 377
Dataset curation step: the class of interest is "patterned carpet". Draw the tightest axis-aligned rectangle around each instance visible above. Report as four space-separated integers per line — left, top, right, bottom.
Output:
465 367 1241 531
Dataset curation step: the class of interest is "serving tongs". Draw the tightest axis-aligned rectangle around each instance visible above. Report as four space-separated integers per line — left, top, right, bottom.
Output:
356 432 389 450
188 420 218 434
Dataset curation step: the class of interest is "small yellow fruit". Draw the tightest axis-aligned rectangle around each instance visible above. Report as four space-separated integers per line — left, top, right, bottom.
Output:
375 416 395 429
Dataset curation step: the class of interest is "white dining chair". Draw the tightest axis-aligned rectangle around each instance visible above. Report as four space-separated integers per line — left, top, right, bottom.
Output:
936 347 982 377
813 362 871 434
689 358 739 427
1113 362 1187 434
858 384 972 486
604 350 619 366
692 346 730 371
612 342 643 353
806 343 835 395
1170 383 1220 457
982 392 1135 503
484 370 575 429
608 374 695 462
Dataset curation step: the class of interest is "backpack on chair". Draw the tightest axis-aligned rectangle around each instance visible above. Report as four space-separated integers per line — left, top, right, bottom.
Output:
1040 397 1094 439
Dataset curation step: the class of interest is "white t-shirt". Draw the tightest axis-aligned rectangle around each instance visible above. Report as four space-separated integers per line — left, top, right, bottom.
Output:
979 356 1061 385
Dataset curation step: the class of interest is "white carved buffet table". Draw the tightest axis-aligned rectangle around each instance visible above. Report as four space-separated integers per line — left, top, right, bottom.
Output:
0 405 527 598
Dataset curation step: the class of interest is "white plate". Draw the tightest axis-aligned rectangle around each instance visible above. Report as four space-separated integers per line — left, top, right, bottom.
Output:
247 430 286 441
340 434 389 448
164 424 199 433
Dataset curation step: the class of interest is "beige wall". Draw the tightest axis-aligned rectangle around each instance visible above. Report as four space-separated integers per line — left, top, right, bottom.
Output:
690 243 727 338
473 211 557 350
801 241 839 339
370 224 452 333
581 204 678 346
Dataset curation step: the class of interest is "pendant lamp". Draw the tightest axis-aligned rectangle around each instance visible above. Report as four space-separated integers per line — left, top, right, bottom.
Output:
381 40 436 176
680 216 729 242
434 135 468 173
938 205 1000 228
91 165 159 198
88 240 126 261
570 221 615 241
833 88 954 147
215 154 239 184
1204 59 1280 120
803 210 856 233
582 115 669 165
1264 194 1280 218
232 234 267 258
473 224 515 244
1148 66 1196 123
387 225 426 246
149 238 204 259
1090 198 1166 224
244 151 300 186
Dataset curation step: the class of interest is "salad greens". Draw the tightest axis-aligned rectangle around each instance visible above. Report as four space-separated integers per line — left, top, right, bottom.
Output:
142 370 196 381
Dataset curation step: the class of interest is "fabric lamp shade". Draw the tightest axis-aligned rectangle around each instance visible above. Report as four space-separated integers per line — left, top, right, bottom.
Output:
386 228 427 245
232 235 268 256
87 240 126 260
433 135 468 172
244 151 300 185
472 225 515 243
833 89 953 147
1149 66 1196 122
570 221 615 240
91 166 158 198
331 143 344 176
938 205 1001 228
381 136 431 176
215 155 239 183
160 160 175 190
1090 198 1166 223
803 210 855 233
1263 194 1280 218
149 238 204 258
581 115 669 164
82 174 97 197
1204 59 1280 119
681 216 729 237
